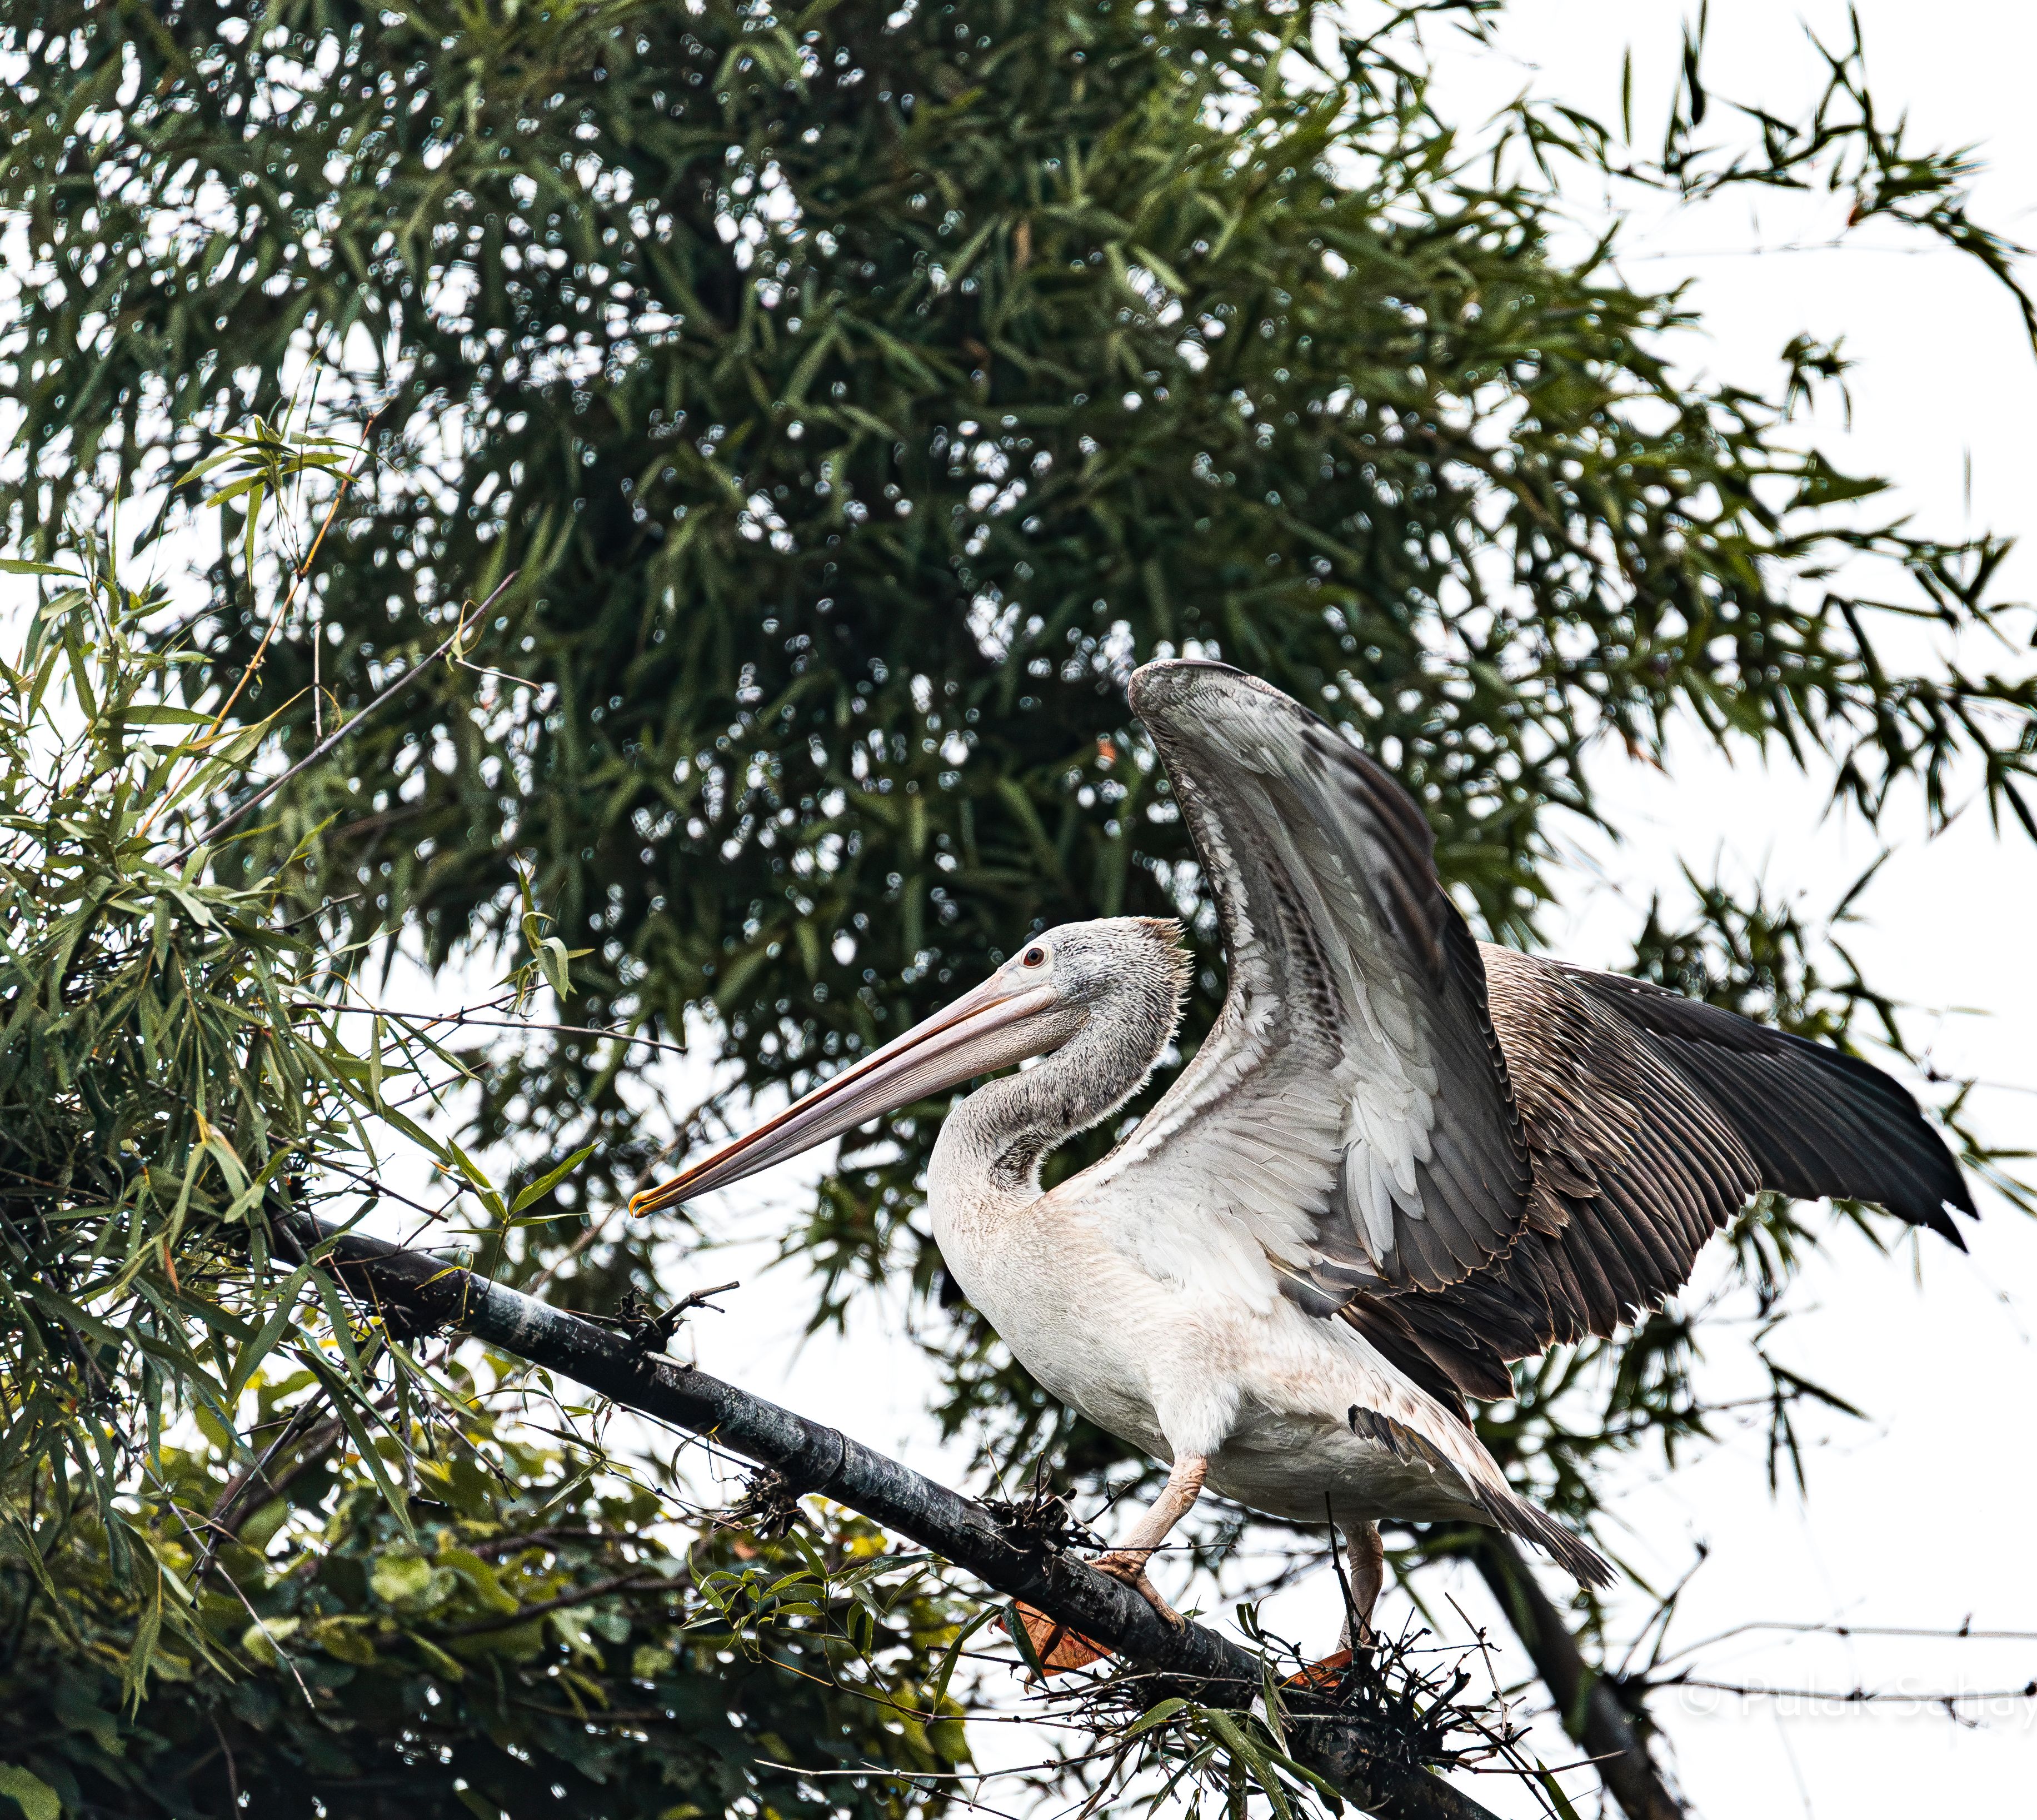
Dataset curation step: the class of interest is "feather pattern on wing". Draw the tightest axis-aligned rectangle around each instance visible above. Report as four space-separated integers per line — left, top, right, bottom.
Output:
1375 946 1980 1398
1116 660 1977 1413
1107 662 1534 1294
1557 967 1978 1245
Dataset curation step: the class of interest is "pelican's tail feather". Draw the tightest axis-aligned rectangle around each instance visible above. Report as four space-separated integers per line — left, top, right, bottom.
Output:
1342 1400 1615 1590
1474 1483 1615 1590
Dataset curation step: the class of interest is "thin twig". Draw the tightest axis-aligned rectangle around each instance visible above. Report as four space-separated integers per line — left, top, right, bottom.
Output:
209 1714 239 1809
461 1527 623 1560
164 575 516 864
288 1000 699 1064
1675 1677 2037 1707
1656 1616 2037 1666
526 1093 715 1295
142 415 382 834
208 1407 342 1532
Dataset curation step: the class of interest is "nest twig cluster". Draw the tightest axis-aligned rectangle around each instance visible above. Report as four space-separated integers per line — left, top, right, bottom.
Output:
1044 1607 1529 1793
982 1460 1105 1559
719 1468 813 1542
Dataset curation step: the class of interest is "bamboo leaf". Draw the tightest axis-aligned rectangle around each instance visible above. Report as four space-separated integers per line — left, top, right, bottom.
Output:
0 1766 60 1820
508 1144 596 1215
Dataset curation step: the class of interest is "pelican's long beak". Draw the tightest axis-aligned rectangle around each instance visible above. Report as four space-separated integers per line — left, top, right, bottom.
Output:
631 969 1064 1216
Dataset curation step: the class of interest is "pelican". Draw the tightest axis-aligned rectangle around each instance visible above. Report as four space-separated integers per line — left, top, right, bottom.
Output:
635 661 1975 1640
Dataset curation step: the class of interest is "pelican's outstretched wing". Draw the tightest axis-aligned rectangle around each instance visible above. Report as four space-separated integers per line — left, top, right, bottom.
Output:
1107 660 1534 1297
1374 949 1980 1397
1115 660 1976 1408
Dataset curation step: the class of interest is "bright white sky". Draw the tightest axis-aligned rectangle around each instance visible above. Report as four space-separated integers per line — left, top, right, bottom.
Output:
678 4 2037 1816
1458 7 2037 1809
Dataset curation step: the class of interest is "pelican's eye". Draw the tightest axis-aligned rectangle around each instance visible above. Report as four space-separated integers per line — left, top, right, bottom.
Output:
1021 945 1047 968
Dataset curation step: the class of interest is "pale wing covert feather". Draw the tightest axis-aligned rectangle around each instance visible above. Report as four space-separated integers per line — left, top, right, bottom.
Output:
1107 661 1534 1294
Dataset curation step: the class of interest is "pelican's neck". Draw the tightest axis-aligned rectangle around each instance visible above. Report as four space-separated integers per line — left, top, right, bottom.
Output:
928 986 1177 1220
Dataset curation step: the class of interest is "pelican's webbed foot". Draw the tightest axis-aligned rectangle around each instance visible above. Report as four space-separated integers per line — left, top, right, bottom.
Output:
1090 1549 1185 1626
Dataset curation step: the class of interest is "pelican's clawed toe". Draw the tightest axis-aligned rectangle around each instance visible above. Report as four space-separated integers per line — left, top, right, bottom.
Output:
1090 1549 1185 1626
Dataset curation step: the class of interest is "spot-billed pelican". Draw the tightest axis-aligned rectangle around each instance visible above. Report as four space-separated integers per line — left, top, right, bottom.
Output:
635 661 1975 1644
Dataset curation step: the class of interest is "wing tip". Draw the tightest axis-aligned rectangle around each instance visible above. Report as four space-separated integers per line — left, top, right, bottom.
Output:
1919 1199 1973 1250
1569 966 1984 1250
1128 656 1257 721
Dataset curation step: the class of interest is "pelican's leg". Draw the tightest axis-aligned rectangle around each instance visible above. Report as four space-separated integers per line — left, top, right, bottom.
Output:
1090 1454 1208 1626
1284 1520 1386 1690
1339 1519 1384 1649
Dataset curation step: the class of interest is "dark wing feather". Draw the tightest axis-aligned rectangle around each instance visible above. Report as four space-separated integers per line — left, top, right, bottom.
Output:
1117 660 1534 1295
1380 948 1978 1387
1559 968 1978 1245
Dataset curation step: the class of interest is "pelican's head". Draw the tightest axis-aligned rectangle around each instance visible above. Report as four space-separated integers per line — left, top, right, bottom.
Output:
631 917 1187 1215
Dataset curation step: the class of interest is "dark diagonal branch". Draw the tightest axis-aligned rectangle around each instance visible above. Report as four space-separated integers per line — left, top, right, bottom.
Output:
278 1214 1499 1820
1472 1533 1685 1820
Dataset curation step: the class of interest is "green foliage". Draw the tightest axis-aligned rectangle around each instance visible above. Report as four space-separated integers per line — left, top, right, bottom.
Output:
13 0 2015 1618
7 0 2034 1260
0 1404 965 1820
0 467 967 1820
0 539 380 1588
1650 13 2037 344
0 497 545 1628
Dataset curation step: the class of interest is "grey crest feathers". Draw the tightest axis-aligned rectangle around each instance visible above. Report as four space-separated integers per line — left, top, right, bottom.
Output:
1036 915 1192 1013
962 917 1190 1189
